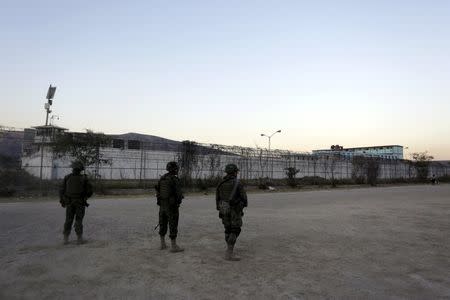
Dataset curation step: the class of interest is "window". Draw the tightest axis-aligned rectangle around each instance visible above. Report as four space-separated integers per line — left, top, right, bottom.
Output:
112 139 124 149
128 140 141 150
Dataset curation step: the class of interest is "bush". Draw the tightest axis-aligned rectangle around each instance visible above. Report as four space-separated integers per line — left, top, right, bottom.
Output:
195 176 222 191
0 186 16 197
353 176 365 184
386 177 410 184
0 169 61 196
257 177 270 189
438 175 450 183
0 169 41 189
0 154 20 169
97 179 159 191
367 158 380 186
285 167 299 187
333 178 356 185
412 152 433 181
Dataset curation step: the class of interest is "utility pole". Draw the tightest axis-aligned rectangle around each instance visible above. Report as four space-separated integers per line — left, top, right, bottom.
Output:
39 85 57 195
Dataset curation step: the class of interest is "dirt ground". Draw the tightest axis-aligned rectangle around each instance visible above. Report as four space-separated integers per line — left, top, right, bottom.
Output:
0 185 449 299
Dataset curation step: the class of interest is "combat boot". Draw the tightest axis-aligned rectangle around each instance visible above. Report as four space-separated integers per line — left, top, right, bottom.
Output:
225 244 240 261
76 235 85 245
160 236 167 250
170 238 184 253
63 234 69 245
228 233 237 245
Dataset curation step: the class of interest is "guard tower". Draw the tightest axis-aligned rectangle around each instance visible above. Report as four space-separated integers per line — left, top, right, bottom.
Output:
32 125 67 144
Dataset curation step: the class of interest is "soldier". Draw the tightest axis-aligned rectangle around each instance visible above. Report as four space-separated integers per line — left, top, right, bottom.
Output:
155 161 184 252
216 163 248 261
59 160 93 245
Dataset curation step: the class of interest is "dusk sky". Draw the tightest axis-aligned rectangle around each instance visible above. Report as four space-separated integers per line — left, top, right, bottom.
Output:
1 1 449 159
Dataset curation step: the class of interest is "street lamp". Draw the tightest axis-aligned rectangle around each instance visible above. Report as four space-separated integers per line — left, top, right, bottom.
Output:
261 129 281 180
45 85 57 126
40 84 57 195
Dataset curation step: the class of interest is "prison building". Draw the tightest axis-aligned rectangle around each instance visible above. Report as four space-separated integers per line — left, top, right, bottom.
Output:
312 145 404 160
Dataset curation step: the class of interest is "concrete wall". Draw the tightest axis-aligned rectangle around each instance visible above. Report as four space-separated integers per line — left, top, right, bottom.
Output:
21 146 450 181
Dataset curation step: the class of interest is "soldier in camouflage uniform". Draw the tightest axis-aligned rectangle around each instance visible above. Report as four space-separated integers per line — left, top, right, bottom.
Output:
59 160 93 245
216 163 248 261
155 161 184 252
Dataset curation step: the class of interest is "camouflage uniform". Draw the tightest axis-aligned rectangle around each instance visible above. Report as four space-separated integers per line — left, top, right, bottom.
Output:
59 161 93 245
216 164 248 260
156 162 184 252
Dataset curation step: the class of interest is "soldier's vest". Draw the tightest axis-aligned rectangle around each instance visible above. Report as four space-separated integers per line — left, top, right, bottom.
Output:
218 177 238 215
158 174 175 206
218 178 236 203
65 174 86 198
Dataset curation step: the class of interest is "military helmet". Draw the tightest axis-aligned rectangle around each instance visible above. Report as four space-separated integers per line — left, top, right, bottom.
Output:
71 160 85 171
225 163 239 174
166 161 179 172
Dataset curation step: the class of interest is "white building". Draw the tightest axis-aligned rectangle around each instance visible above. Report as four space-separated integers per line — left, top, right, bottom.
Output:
312 145 404 160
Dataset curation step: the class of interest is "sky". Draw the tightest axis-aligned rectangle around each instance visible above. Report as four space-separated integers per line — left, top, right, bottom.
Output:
1 0 449 159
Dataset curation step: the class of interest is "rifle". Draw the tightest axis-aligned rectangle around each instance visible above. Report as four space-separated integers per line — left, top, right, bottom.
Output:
80 174 92 207
154 183 161 230
154 184 161 205
229 178 240 206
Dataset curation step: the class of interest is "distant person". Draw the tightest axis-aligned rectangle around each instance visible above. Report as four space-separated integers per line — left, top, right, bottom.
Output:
431 174 438 185
59 160 93 245
155 161 184 252
216 164 248 261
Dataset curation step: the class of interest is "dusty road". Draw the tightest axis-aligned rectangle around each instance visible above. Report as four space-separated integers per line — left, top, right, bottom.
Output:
0 185 449 299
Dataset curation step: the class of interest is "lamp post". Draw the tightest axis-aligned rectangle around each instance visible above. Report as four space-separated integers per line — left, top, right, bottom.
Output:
39 84 57 195
261 130 281 180
44 85 56 126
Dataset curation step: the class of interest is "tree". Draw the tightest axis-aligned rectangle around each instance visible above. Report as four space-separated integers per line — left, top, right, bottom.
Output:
411 151 434 181
351 156 367 184
52 130 111 175
330 145 344 151
285 167 299 187
366 157 380 186
329 153 341 187
351 156 380 186
177 140 199 187
257 148 268 184
322 156 329 180
311 156 318 182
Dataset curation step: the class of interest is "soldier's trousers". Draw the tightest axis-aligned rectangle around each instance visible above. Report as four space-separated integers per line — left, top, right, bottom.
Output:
221 208 243 245
159 206 179 240
63 203 85 236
